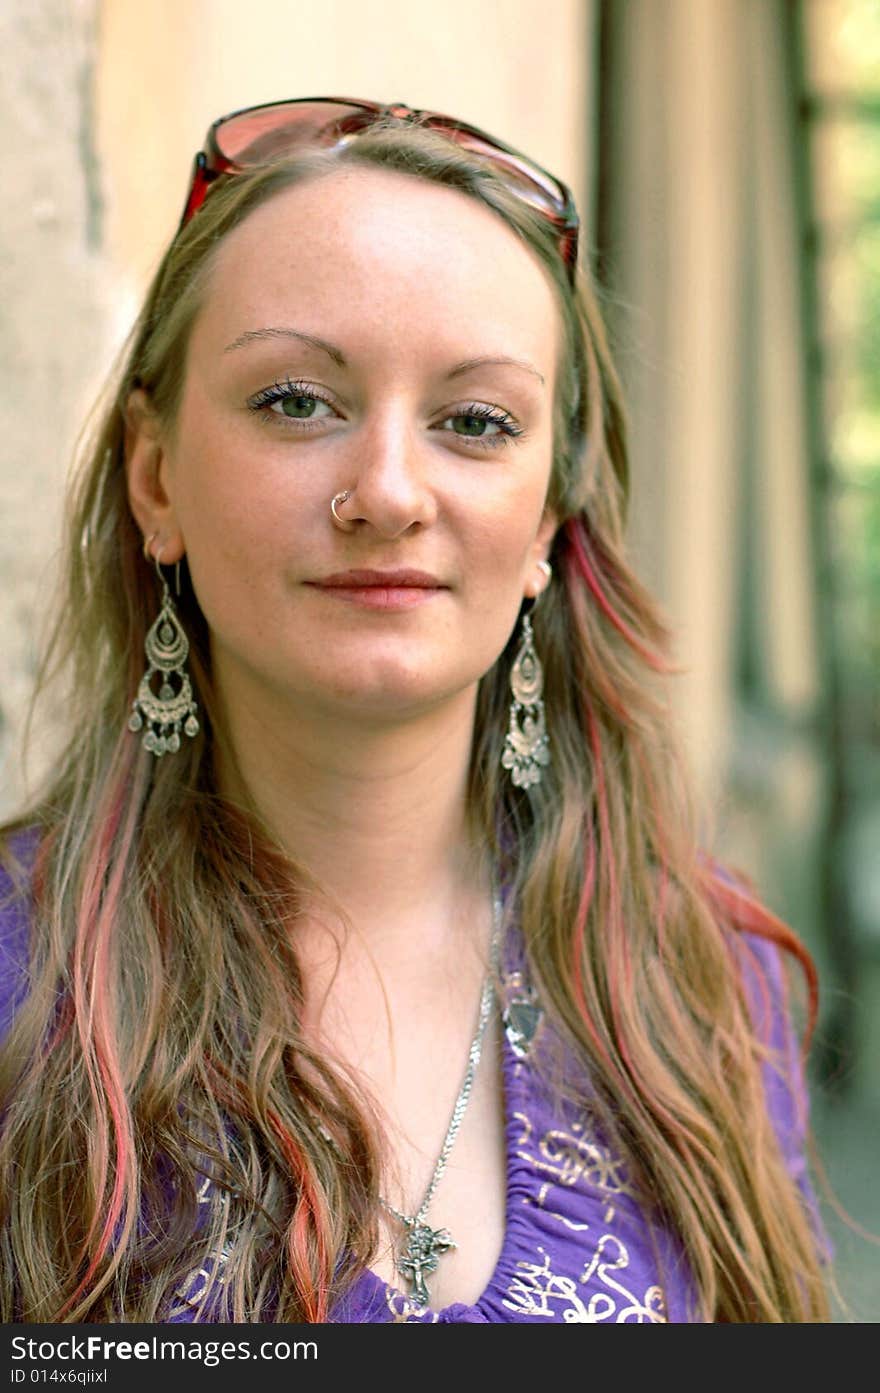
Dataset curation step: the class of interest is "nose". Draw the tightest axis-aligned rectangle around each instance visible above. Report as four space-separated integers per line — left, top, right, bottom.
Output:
339 411 437 538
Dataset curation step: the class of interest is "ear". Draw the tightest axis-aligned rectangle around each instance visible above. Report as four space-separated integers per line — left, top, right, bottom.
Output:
124 388 186 564
523 506 558 599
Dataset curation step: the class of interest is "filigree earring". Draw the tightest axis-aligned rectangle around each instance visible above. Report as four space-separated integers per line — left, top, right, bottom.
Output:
501 563 552 790
128 536 200 757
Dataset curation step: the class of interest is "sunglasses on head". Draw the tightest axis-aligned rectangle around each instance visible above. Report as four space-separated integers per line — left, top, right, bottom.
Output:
178 96 580 280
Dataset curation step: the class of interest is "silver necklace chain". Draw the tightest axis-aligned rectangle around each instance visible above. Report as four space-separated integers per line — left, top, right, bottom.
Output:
379 893 502 1307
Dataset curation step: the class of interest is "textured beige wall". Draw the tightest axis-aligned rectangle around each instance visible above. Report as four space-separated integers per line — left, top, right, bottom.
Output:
0 0 121 817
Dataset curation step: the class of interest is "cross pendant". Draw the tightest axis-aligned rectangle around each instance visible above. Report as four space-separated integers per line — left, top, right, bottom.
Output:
396 1221 456 1308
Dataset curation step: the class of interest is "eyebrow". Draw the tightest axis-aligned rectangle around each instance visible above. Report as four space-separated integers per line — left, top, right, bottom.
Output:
222 327 545 385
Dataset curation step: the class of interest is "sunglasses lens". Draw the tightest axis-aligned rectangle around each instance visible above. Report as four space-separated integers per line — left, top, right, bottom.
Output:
214 103 566 216
214 101 371 165
198 101 575 266
441 130 567 219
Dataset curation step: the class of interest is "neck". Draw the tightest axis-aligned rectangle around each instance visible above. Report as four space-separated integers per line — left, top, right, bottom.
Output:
214 678 492 954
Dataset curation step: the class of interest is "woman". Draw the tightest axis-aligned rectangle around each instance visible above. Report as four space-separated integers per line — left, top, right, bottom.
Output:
0 98 829 1322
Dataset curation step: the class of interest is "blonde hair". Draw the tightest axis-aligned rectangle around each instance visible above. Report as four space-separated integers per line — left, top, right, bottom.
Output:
0 121 829 1320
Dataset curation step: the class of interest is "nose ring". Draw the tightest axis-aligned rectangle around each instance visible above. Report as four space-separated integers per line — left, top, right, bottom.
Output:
330 490 356 532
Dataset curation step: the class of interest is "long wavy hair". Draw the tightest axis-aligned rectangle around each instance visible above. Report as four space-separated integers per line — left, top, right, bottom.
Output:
0 120 829 1321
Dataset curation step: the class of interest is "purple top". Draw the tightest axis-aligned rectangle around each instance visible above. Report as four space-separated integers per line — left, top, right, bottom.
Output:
0 831 823 1324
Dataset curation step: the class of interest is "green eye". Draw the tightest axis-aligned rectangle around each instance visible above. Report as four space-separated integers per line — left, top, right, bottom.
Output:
280 395 321 418
455 415 492 437
247 379 336 424
438 405 522 448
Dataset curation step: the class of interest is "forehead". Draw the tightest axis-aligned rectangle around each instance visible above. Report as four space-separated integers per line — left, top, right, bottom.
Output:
189 166 561 372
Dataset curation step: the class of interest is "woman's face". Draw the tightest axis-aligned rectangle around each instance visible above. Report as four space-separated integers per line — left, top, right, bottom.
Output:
127 166 560 726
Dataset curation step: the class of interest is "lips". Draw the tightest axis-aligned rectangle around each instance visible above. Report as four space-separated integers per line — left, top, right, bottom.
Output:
310 569 445 588
305 568 447 611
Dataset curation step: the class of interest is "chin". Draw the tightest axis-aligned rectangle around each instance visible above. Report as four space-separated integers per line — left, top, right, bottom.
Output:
308 658 477 721
319 678 446 719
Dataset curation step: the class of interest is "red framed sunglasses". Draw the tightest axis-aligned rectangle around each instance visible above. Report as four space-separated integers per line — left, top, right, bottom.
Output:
178 96 580 279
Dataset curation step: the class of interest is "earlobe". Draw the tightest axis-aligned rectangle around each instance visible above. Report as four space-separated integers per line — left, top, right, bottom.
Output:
524 558 554 601
522 509 557 598
124 389 186 564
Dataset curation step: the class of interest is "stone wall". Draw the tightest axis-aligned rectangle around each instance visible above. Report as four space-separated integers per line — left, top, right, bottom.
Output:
0 0 120 818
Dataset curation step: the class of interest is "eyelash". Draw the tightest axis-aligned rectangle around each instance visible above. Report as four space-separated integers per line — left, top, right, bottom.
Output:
246 378 524 450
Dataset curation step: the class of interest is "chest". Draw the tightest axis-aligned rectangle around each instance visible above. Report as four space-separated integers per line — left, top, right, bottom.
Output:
329 1010 692 1324
366 1016 509 1310
298 921 510 1309
171 939 695 1322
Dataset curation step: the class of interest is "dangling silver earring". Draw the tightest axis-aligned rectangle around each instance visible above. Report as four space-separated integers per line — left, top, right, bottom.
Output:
128 538 200 757
501 566 552 790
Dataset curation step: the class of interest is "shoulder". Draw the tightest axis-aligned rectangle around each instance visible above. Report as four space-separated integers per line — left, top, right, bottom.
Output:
728 927 813 1183
0 825 41 1042
730 928 800 1049
705 864 814 1157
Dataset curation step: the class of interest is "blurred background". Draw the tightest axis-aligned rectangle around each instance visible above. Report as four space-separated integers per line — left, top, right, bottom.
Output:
0 0 876 1319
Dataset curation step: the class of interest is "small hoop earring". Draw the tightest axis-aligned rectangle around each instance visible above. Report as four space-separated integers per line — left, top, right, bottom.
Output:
128 539 200 757
330 490 356 532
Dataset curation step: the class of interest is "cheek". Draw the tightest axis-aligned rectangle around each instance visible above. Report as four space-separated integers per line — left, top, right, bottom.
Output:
167 435 292 638
170 390 291 551
465 471 552 588
460 510 548 663
472 524 535 592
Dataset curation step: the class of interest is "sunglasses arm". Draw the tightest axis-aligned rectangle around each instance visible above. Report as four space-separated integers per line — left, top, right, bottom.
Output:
177 152 215 232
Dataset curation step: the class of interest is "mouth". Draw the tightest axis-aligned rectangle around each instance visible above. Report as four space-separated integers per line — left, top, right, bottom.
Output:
304 569 448 611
